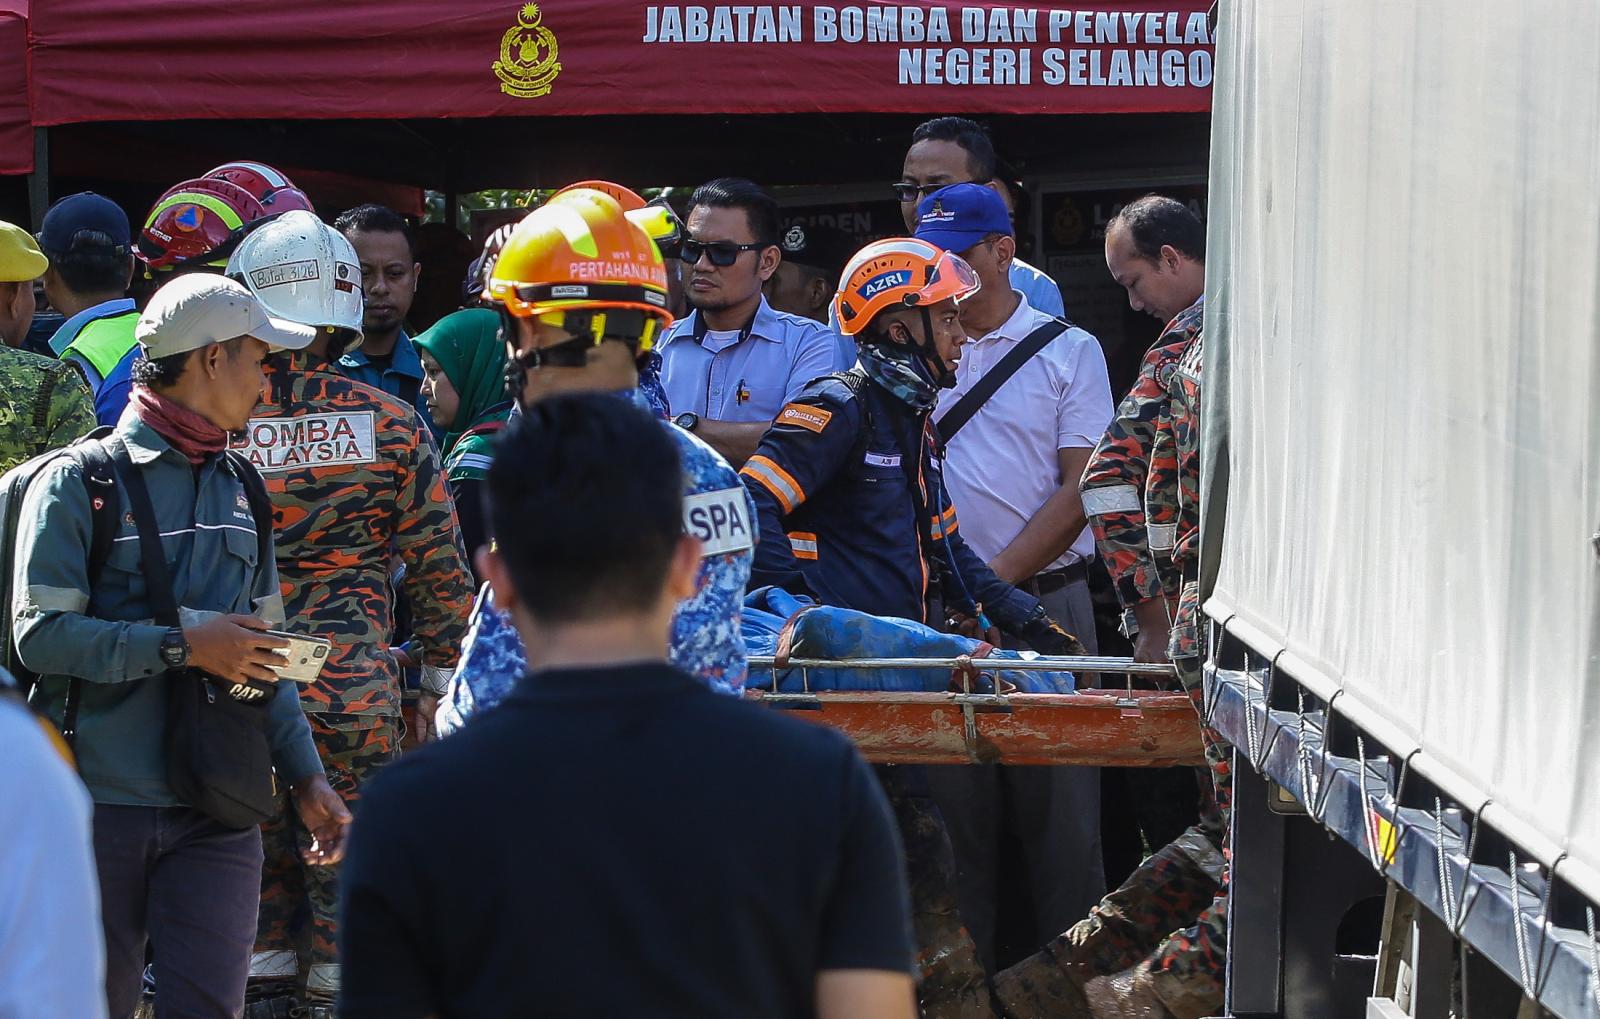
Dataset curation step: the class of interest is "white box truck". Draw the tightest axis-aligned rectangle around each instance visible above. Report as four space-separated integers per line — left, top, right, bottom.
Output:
1202 0 1600 1017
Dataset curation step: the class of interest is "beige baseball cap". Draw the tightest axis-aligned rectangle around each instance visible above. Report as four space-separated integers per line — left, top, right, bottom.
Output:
135 273 319 359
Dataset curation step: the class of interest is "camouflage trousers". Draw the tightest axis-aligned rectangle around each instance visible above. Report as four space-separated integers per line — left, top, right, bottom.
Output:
250 713 399 1003
993 669 1233 1019
888 778 997 1018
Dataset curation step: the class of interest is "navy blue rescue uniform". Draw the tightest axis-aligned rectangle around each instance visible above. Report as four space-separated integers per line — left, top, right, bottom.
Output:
740 367 1038 629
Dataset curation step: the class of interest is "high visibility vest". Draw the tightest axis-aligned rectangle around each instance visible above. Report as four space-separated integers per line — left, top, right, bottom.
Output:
61 310 139 385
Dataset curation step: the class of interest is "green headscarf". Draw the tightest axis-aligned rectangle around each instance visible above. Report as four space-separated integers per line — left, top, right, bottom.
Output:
413 308 511 481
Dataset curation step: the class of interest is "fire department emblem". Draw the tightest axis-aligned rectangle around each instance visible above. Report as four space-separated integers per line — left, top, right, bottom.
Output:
494 3 562 100
783 225 806 252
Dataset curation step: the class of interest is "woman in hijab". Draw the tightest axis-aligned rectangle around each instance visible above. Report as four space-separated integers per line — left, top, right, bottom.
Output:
414 308 512 570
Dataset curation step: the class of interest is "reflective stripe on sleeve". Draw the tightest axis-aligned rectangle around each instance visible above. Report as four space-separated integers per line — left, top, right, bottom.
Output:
1147 522 1178 552
788 531 819 560
250 951 298 979
255 592 287 626
420 665 452 695
1080 484 1142 516
741 455 805 514
22 585 90 614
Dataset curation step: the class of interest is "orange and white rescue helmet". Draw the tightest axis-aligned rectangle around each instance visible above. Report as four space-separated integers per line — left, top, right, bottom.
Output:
832 237 980 337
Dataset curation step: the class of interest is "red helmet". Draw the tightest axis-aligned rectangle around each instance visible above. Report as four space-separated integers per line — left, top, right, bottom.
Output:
203 161 315 216
137 178 268 270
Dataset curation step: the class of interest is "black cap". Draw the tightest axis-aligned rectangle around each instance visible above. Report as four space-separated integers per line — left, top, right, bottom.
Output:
777 222 856 282
38 192 131 258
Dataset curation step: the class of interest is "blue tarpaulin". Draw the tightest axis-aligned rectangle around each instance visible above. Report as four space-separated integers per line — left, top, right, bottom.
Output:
741 588 1075 694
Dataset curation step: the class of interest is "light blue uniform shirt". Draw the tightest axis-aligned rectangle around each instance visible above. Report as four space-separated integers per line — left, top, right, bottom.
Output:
1010 257 1065 319
658 296 855 421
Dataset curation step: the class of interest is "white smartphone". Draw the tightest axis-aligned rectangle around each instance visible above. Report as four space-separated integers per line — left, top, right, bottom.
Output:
265 631 334 683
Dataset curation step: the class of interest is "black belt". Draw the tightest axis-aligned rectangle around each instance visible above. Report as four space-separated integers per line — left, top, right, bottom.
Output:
1021 561 1087 597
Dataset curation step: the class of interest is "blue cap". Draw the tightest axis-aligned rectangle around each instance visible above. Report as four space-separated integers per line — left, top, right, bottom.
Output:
913 183 1011 254
37 192 130 258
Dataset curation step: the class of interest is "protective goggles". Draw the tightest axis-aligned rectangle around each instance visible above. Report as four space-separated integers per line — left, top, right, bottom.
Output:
680 237 771 268
902 250 981 307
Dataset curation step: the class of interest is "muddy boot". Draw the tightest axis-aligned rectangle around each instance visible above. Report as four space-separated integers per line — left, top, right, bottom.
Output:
1084 962 1171 1019
991 942 1094 1018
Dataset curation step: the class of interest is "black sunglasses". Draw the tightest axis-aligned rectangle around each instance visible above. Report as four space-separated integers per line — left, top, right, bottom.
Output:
891 181 960 204
680 237 769 268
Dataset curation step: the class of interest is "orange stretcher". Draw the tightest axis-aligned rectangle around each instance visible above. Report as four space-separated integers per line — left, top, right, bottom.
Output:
744 655 1206 767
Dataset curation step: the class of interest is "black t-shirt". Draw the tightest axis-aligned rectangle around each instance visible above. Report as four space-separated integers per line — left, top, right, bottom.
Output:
338 662 914 1019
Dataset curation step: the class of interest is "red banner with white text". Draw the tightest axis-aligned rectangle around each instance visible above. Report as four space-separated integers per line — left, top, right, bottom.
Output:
29 2 1213 126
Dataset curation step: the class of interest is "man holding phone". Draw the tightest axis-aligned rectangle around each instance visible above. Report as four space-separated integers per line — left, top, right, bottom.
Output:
9 274 348 1018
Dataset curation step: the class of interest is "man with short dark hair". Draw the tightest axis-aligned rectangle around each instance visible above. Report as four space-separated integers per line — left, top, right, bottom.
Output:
11 273 350 1018
658 177 854 466
897 117 1065 318
339 393 917 1019
764 221 855 324
334 204 435 434
1082 195 1207 665
38 193 139 394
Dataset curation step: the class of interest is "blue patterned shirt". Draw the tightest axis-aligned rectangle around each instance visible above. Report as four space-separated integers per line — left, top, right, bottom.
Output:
436 404 755 735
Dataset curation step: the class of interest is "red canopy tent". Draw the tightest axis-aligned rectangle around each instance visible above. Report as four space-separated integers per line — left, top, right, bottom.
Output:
0 0 29 176
28 2 1213 125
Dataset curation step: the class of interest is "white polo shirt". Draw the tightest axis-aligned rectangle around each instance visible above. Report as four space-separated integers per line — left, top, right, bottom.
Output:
934 292 1113 571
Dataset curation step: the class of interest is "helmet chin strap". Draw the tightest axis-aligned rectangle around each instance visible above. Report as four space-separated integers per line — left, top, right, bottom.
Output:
913 306 957 389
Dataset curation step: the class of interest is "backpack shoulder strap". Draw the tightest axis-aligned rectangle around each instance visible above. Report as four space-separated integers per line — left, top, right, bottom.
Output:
935 316 1071 445
225 450 276 566
66 428 121 584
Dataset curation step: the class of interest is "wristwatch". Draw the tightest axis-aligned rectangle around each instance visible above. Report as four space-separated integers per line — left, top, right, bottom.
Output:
673 412 700 433
159 627 190 670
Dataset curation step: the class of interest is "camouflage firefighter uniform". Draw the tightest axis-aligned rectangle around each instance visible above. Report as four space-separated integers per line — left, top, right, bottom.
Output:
992 297 1229 1019
0 345 97 475
234 352 474 1005
1140 320 1233 1019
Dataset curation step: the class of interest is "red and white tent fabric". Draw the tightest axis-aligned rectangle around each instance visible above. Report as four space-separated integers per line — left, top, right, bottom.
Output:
25 1 1212 126
0 1 30 174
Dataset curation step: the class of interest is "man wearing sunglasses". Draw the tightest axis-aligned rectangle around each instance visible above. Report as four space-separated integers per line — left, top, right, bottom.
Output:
897 117 1065 319
658 178 855 467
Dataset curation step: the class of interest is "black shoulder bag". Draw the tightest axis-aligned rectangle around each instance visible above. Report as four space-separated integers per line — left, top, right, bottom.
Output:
934 317 1070 444
108 440 279 829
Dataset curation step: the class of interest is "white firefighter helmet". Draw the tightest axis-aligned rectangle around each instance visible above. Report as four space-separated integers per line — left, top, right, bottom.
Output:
226 209 364 348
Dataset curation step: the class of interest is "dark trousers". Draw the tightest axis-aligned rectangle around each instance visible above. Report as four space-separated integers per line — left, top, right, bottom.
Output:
926 569 1106 972
93 804 264 1019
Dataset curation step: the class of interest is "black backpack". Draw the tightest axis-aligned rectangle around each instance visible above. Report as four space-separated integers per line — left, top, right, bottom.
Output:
0 428 273 742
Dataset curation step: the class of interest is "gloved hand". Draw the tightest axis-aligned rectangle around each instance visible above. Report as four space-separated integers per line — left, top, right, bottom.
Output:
1017 608 1088 657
